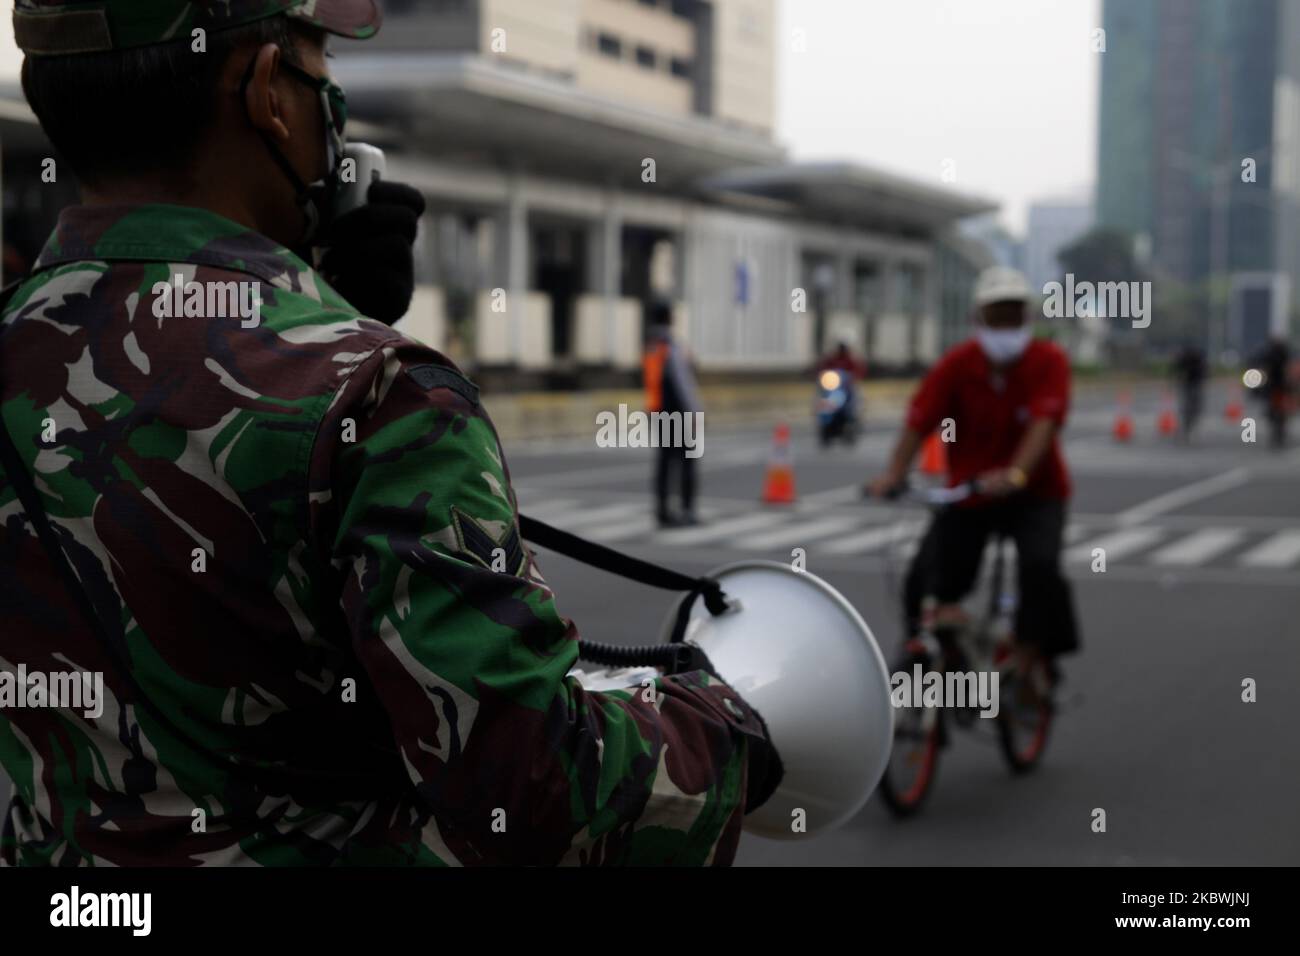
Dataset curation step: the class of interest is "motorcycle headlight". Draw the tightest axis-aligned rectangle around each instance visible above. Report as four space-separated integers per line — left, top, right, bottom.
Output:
819 370 842 391
1243 368 1264 389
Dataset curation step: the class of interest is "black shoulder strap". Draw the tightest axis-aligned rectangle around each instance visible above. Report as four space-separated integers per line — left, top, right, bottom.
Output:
518 514 729 615
518 514 732 650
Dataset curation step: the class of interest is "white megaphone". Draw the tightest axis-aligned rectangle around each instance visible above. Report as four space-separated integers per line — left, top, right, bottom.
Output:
658 560 894 840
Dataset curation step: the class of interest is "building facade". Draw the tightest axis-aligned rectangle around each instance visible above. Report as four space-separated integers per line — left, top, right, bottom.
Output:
338 0 994 384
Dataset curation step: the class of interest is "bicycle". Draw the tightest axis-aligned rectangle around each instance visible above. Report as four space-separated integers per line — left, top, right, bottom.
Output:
873 480 1055 818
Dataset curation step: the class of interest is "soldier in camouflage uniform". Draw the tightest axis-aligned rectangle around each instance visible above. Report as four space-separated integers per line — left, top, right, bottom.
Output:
0 0 780 865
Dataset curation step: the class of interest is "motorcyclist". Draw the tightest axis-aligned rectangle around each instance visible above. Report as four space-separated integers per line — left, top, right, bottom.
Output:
1250 335 1292 448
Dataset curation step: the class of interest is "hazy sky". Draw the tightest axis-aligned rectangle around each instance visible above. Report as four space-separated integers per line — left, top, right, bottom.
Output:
776 0 1102 234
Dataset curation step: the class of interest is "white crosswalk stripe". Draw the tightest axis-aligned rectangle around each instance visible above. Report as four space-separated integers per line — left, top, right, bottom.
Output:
652 511 787 547
517 493 1299 570
734 515 859 551
516 498 582 520
587 517 657 542
821 519 924 555
1067 527 1166 563
1236 529 1300 568
542 502 646 530
1149 528 1246 566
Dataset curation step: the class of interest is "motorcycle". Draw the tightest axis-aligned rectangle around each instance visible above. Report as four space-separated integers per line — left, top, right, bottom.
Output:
815 368 861 447
1244 366 1293 447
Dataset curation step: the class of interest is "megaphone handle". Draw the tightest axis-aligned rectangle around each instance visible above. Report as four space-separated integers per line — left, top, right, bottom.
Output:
576 640 714 678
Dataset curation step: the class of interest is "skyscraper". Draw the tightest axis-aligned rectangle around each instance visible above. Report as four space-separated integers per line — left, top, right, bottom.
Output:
1096 0 1300 353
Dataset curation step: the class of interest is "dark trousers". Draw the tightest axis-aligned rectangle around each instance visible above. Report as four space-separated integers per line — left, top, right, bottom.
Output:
655 444 696 516
903 497 1080 657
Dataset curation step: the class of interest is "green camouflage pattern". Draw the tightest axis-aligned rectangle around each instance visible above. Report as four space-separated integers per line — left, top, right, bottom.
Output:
14 0 382 55
0 204 766 866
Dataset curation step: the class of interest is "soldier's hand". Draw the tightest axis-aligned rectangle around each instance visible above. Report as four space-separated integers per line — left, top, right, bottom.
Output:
665 644 783 813
741 702 784 815
317 180 426 326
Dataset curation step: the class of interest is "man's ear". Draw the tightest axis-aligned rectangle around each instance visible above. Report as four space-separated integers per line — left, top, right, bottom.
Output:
243 43 291 142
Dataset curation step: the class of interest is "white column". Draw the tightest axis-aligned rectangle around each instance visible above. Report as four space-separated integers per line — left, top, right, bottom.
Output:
504 174 528 364
836 248 856 313
600 192 622 363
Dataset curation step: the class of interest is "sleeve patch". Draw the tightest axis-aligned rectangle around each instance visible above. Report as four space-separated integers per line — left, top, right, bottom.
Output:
407 364 480 406
450 506 526 575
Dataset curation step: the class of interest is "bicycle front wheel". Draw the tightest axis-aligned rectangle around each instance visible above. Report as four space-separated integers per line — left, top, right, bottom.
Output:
879 648 942 817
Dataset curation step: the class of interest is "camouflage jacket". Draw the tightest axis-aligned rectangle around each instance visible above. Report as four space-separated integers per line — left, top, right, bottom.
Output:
0 204 765 866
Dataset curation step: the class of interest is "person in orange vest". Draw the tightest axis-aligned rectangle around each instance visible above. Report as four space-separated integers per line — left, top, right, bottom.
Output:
644 300 703 527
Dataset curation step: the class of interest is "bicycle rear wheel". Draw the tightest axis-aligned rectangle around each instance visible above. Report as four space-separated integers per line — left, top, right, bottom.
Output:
879 647 942 817
995 648 1053 773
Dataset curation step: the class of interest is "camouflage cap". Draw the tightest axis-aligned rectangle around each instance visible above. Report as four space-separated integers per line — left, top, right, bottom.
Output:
14 0 382 56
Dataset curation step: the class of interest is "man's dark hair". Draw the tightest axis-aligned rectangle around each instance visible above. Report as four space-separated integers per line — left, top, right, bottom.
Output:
21 15 307 188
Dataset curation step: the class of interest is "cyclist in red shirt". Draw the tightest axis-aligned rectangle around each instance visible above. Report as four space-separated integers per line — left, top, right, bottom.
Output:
868 267 1080 679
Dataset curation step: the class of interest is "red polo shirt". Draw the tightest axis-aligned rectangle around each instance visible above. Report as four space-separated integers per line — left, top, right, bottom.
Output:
906 338 1072 500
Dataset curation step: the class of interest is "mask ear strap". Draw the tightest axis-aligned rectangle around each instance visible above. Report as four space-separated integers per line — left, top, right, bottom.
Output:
239 56 323 243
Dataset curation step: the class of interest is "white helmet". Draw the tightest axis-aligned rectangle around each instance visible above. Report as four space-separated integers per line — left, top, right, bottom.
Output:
660 561 894 840
973 266 1034 307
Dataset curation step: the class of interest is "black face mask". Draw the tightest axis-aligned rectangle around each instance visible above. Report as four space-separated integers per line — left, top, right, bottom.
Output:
239 54 350 247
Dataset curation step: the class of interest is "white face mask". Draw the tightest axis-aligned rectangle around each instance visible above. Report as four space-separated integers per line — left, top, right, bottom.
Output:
976 326 1032 364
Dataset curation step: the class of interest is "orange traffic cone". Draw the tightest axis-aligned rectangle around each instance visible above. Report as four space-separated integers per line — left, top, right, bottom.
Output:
761 422 797 504
918 431 948 477
1113 389 1135 442
1225 383 1244 422
1157 390 1177 437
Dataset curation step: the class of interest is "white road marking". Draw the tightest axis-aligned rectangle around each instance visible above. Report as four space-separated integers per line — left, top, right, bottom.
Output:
821 519 923 555
1067 527 1166 562
522 447 764 489
1115 467 1252 526
1237 529 1300 568
537 502 646 530
587 517 656 542
1149 528 1246 566
653 511 787 547
515 498 582 521
797 484 864 507
733 515 857 551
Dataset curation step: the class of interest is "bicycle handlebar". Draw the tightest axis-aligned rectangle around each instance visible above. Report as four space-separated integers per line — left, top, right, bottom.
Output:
878 478 983 508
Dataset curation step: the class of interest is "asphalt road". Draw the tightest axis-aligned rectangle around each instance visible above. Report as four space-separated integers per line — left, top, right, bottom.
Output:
4 382 1297 866
509 382 1300 865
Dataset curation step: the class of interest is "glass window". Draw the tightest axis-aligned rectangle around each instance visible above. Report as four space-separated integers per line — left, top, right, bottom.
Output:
597 33 621 58
635 46 657 69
